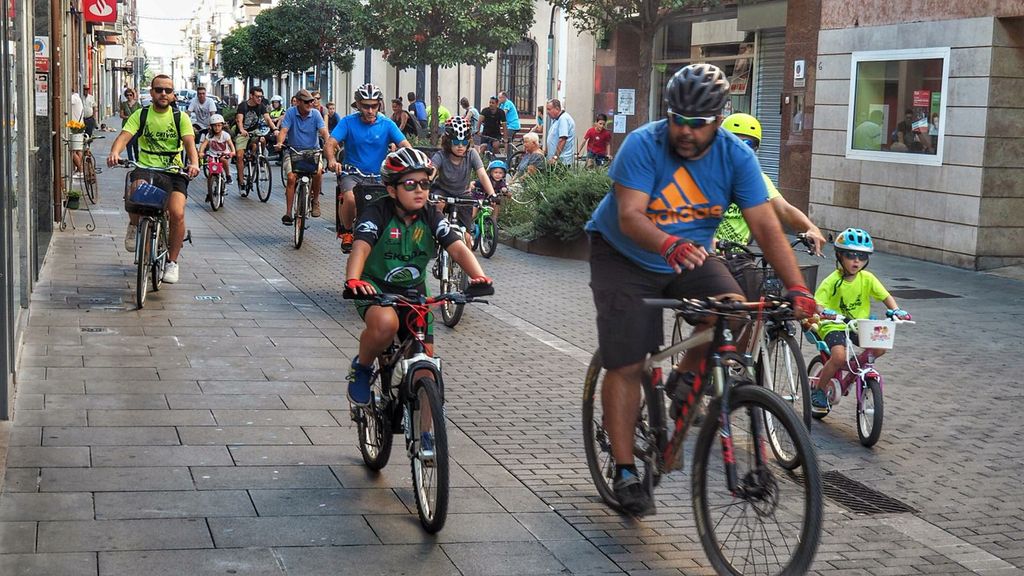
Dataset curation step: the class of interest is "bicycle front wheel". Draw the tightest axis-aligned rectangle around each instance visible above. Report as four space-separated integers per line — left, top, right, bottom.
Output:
257 157 272 202
857 377 884 447
240 160 252 197
439 254 468 327
582 351 665 512
84 153 98 203
480 216 498 258
692 383 823 576
410 377 449 533
293 184 306 249
135 219 152 309
210 176 223 211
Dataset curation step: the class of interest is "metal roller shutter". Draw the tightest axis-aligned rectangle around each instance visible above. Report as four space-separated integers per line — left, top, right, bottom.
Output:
755 29 785 184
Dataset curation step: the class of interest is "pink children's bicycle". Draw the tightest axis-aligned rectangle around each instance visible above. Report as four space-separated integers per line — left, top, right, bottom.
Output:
204 152 231 211
804 314 915 447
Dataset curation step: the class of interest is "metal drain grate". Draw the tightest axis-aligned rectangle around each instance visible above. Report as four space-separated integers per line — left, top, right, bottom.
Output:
821 471 917 515
66 295 123 305
888 288 959 300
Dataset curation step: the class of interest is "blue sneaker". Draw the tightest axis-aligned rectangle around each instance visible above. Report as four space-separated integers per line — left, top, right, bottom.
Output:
471 223 479 237
347 357 373 406
420 431 434 453
811 388 829 414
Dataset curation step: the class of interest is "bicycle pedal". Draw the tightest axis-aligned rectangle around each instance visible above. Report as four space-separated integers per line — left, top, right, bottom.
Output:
184 231 193 245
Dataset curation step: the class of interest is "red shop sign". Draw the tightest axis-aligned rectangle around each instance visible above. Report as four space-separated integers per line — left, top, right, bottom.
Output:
912 90 931 108
83 0 116 23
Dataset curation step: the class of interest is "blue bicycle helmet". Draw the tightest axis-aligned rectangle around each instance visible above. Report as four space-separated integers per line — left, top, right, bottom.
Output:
487 160 508 174
834 227 874 253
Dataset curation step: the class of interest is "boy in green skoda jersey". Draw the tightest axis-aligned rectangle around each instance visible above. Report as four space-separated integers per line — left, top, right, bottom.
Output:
343 148 493 405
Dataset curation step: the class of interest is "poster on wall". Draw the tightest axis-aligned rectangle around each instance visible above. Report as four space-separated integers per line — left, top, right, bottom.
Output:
35 73 48 116
613 114 627 133
34 36 48 72
913 90 931 107
729 42 754 95
617 89 635 116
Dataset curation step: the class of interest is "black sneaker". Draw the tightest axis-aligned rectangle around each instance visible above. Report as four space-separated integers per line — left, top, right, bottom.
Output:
613 470 655 517
282 214 294 226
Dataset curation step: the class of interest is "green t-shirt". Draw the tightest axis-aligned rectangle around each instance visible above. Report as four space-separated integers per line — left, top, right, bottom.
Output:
715 172 782 245
814 269 890 338
121 105 195 169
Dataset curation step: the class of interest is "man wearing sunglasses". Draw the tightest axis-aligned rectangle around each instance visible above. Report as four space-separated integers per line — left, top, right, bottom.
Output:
325 83 412 253
583 63 817 516
275 89 331 225
233 86 274 189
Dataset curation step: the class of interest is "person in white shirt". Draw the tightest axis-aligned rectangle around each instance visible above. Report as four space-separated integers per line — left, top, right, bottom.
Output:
82 85 97 137
70 90 85 175
188 85 219 144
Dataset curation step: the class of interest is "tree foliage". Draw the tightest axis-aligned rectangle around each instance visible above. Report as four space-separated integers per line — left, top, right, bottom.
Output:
549 0 716 122
220 26 271 81
252 0 360 75
360 0 535 140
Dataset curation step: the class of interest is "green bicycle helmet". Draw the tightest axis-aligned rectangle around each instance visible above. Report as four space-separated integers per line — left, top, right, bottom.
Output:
834 227 874 254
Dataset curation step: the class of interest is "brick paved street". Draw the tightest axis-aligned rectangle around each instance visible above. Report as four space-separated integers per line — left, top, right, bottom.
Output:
1 128 1022 575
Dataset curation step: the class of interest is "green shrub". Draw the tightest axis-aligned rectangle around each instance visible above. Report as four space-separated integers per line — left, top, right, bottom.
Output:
499 168 611 242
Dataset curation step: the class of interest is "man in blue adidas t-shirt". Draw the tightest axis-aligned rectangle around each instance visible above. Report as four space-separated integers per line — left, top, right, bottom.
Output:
584 63 817 517
325 83 412 253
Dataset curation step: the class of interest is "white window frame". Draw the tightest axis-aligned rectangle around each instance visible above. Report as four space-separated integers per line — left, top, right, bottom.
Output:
845 47 950 167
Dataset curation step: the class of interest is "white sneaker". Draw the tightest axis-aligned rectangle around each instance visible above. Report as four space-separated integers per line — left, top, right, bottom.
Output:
163 261 179 284
125 224 137 251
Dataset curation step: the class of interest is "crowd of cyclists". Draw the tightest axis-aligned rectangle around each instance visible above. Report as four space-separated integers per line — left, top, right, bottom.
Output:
107 64 911 546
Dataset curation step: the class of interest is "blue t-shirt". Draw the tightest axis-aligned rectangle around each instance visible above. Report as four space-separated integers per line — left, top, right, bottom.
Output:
330 113 407 174
500 100 520 130
281 107 325 150
413 100 427 122
585 120 768 274
547 111 576 165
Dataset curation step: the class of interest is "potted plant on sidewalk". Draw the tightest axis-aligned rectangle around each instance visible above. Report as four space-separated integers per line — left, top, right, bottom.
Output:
67 119 86 151
65 190 82 210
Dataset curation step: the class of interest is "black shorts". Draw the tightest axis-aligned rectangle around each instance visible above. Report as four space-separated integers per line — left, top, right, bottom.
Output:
130 168 189 198
589 233 743 369
824 330 858 349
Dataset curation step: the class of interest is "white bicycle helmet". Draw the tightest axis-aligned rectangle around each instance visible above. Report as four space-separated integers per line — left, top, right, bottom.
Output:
270 95 283 103
380 148 435 184
444 116 472 140
354 83 383 103
208 113 225 125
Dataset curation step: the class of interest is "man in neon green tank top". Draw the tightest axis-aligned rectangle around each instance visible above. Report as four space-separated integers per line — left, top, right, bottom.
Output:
714 113 825 254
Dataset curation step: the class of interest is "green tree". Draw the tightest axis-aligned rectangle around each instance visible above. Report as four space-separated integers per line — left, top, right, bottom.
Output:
220 26 271 85
360 0 535 142
549 0 715 123
252 0 361 82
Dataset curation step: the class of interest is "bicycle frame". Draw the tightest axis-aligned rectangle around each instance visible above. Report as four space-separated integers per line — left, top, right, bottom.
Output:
811 321 883 402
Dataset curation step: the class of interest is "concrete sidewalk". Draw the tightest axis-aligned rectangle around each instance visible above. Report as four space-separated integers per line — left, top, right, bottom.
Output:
0 121 616 575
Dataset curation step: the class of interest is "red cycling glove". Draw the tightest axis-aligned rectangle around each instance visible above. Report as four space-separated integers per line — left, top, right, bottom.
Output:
784 285 816 318
345 279 373 293
660 236 696 270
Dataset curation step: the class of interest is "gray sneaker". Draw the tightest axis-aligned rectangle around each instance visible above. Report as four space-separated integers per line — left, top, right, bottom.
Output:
613 470 655 517
125 224 137 251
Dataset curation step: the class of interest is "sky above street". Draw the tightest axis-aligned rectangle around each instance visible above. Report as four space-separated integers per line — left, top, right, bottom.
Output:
138 0 202 67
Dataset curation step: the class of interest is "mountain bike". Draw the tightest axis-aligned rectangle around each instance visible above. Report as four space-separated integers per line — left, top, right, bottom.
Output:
343 283 494 533
203 152 231 212
470 196 498 258
429 194 479 327
120 162 190 309
804 313 915 447
286 147 322 249
239 127 272 202
583 296 823 576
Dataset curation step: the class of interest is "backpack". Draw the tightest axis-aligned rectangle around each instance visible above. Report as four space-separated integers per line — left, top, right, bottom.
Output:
137 106 183 159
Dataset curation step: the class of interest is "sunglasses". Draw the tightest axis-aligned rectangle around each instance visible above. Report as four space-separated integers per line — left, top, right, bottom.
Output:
300 98 314 104
838 250 869 261
668 111 717 128
450 138 470 147
399 178 431 192
152 87 174 94
359 102 381 110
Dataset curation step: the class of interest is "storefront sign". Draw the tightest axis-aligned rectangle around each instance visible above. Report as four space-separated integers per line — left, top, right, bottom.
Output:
33 36 48 72
83 0 116 23
913 90 931 107
617 89 635 116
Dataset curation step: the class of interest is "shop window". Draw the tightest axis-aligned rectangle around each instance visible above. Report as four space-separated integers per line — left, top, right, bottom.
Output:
497 39 536 115
654 31 756 119
846 48 949 166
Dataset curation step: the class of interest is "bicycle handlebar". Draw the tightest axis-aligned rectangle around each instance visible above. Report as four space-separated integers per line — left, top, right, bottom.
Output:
116 161 185 175
717 233 817 259
643 296 795 319
343 283 494 305
338 165 380 179
429 194 482 207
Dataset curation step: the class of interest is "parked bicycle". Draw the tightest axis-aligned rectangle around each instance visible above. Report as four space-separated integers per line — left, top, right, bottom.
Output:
239 126 273 201
119 162 191 309
203 152 231 212
583 296 823 575
285 147 322 249
82 135 104 204
343 283 494 533
429 194 480 327
804 313 915 447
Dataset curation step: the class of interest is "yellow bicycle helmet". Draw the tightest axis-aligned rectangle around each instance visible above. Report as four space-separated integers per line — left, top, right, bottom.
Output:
723 113 762 144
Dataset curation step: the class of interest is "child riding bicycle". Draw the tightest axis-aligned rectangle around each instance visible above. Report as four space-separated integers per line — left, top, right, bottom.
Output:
344 148 494 406
809 227 911 413
472 160 509 221
198 114 236 197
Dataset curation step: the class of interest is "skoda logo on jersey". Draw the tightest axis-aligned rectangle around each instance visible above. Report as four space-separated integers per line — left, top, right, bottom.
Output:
647 166 723 225
385 266 421 284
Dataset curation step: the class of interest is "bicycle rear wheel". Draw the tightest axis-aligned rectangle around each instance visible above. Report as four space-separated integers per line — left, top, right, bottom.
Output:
356 362 394 470
806 357 829 420
692 383 823 576
293 183 306 249
857 377 884 447
439 253 468 327
479 216 498 258
135 219 152 309
257 156 272 202
581 351 665 512
84 153 98 203
410 376 449 533
240 159 252 197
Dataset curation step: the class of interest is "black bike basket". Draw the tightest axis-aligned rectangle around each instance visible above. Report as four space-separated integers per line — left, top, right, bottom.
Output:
355 183 388 215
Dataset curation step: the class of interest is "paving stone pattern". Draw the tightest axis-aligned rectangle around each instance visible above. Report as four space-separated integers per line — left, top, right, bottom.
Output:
2 125 1022 575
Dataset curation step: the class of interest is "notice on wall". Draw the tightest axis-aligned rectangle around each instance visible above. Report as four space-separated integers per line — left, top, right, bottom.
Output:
34 72 48 116
34 36 48 72
613 114 627 133
617 89 635 116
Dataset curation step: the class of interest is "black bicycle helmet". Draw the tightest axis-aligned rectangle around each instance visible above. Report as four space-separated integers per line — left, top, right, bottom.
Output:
665 63 730 116
444 116 472 140
380 148 435 184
